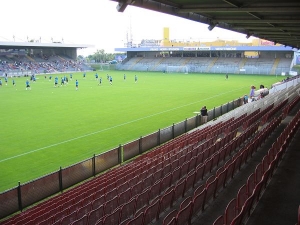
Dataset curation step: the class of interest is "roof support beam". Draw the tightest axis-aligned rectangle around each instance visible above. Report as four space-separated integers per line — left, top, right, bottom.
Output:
213 19 300 23
116 0 135 12
234 26 300 30
223 0 240 7
177 7 300 13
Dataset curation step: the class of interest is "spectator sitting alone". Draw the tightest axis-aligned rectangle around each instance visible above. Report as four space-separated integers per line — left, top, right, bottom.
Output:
200 106 208 124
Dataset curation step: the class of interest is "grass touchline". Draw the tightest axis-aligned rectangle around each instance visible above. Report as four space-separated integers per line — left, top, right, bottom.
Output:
0 85 247 164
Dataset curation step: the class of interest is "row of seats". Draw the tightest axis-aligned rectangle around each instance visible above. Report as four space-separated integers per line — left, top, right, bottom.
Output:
166 111 283 225
166 96 294 224
213 115 283 225
114 120 261 225
1 100 284 225
213 98 300 225
49 126 249 224
3 113 252 225
260 100 287 125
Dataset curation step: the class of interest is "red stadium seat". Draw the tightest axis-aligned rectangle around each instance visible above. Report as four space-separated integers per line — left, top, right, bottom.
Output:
88 204 104 225
195 163 205 185
119 198 136 223
102 207 121 225
171 167 181 184
180 196 192 210
213 215 224 225
118 188 132 206
206 178 218 200
176 200 193 225
162 209 177 225
184 171 196 194
159 187 175 214
149 179 162 201
236 184 248 213
192 189 206 214
135 188 150 211
104 195 119 215
142 198 160 224
126 211 144 225
173 179 186 203
224 198 236 225
70 214 88 225
161 172 172 192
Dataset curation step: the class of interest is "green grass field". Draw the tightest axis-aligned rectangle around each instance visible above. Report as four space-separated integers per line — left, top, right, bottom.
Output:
0 71 282 192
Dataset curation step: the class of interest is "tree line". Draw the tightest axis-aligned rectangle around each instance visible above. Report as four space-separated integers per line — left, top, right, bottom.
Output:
79 49 124 63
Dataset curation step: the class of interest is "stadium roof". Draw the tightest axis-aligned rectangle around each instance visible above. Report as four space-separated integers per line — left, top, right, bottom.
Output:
0 41 94 49
111 0 300 50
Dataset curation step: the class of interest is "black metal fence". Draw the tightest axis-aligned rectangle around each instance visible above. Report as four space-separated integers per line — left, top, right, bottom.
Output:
0 97 243 220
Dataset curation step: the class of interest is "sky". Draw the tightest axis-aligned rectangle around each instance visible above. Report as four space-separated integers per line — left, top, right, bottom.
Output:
0 0 253 56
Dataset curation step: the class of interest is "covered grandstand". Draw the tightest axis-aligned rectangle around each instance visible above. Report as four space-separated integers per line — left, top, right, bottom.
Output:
0 41 94 76
114 34 296 75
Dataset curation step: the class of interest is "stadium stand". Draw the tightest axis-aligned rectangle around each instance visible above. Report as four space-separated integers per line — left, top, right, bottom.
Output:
242 58 275 75
0 53 93 76
116 54 293 75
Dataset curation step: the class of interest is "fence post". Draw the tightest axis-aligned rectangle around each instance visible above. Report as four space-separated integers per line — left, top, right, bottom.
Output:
158 129 161 146
59 166 63 193
172 123 175 139
118 144 122 164
17 181 22 212
185 118 187 133
213 107 216 119
221 104 223 115
227 102 229 113
232 100 235 109
92 154 96 177
139 136 142 154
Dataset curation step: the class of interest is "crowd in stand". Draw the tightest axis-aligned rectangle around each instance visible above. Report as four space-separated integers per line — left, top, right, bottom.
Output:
0 54 92 75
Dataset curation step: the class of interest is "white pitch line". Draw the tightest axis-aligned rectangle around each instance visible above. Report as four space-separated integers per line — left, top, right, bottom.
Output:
0 86 245 163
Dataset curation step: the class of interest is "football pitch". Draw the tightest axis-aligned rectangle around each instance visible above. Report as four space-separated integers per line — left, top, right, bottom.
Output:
0 71 282 192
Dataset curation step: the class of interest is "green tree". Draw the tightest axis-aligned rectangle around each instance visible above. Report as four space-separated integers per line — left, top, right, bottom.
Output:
86 49 117 63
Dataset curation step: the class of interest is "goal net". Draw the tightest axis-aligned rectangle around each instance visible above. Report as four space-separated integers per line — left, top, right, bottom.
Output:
99 64 111 71
166 66 189 74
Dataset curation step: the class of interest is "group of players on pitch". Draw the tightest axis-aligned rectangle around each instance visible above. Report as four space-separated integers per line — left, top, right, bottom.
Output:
0 72 138 90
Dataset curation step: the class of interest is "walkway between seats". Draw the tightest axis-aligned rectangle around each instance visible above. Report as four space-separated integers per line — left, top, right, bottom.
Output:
246 111 300 225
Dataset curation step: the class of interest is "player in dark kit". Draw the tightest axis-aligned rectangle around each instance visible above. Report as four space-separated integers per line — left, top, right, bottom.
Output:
26 80 31 90
75 80 79 90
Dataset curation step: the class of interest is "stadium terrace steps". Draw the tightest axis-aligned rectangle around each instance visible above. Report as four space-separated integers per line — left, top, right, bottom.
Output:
206 57 218 73
238 58 247 73
182 57 192 66
25 55 35 62
150 57 165 71
128 57 143 70
270 58 280 75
